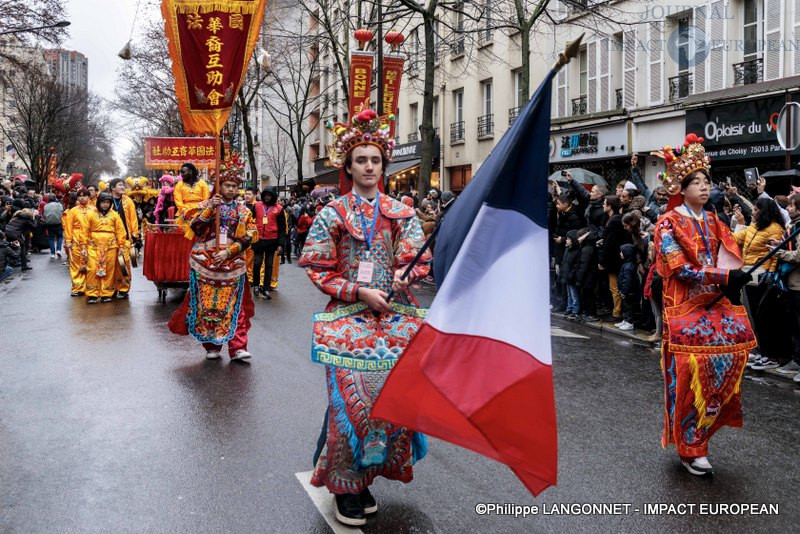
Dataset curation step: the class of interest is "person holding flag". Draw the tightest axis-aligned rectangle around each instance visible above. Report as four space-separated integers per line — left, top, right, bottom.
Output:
298 109 430 527
652 133 756 476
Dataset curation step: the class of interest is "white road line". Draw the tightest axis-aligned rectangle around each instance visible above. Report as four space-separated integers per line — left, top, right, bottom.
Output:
550 327 590 339
295 470 363 534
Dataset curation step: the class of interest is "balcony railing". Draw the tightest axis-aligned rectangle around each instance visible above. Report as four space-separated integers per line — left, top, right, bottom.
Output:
572 95 587 116
450 120 465 143
615 88 623 109
478 29 493 46
477 114 494 137
508 106 521 126
450 38 465 58
668 72 692 101
408 131 419 142
733 57 763 86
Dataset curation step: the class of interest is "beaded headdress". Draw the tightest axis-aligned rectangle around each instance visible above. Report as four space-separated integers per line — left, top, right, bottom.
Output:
215 152 246 184
655 133 711 195
325 109 395 169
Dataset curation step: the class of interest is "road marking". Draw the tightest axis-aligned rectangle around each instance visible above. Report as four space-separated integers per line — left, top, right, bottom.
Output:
550 327 589 339
295 470 363 534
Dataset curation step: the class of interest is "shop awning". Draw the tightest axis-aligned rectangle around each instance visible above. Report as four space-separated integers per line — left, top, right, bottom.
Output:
311 168 340 185
385 159 420 177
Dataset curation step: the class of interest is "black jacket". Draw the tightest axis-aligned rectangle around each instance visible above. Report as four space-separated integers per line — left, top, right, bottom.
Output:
599 214 630 274
575 231 599 289
4 210 37 241
618 243 641 297
559 230 581 285
0 239 20 270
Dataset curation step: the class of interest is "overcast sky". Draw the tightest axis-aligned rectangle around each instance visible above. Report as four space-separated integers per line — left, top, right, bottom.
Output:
62 0 161 171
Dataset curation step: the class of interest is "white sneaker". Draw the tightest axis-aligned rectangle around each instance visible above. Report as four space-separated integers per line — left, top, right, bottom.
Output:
682 456 713 476
794 372 800 383
617 321 634 331
50 254 55 258
231 349 252 362
205 350 221 360
751 358 780 371
747 352 761 362
774 361 800 375
614 320 626 328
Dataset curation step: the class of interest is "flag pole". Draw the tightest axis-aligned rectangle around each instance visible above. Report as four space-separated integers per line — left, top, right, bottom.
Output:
214 133 221 250
552 33 584 72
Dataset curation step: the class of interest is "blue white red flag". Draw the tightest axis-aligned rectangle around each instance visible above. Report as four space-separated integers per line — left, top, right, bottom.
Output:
372 69 558 496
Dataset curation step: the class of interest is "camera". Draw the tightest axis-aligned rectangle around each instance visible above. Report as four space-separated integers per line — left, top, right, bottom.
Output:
560 170 568 176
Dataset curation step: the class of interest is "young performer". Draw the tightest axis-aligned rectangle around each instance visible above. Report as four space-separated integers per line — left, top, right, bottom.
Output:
63 188 94 296
168 156 258 362
654 134 756 476
86 193 127 304
299 109 430 526
174 162 210 239
108 178 140 299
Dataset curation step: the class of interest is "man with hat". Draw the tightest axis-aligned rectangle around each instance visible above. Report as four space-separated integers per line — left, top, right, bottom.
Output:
168 155 258 363
299 109 430 526
653 133 756 476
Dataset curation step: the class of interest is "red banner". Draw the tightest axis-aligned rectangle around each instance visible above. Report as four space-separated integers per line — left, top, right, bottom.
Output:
381 54 405 138
161 0 267 135
47 151 57 185
144 137 217 169
348 51 374 120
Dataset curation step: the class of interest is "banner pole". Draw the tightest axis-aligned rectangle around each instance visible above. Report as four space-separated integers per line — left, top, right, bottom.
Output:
215 133 221 251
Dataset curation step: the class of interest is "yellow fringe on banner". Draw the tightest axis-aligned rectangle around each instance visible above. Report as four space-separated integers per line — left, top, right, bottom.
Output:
173 0 258 15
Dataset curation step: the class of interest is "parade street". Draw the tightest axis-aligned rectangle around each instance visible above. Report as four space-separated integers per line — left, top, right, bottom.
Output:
0 254 796 533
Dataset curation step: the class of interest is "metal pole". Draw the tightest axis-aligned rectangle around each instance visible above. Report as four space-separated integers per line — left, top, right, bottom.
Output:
786 92 792 171
377 0 384 113
215 134 221 250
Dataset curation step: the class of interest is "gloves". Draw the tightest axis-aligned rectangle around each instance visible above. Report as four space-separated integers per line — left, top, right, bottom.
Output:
722 269 752 306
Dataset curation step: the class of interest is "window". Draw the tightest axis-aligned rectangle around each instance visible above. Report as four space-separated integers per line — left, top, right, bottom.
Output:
579 47 588 97
482 80 492 115
454 90 463 123
743 0 762 61
433 97 439 133
409 103 419 141
514 70 524 107
677 19 690 73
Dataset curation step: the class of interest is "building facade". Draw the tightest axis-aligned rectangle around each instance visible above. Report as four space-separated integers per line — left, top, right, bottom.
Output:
43 49 88 94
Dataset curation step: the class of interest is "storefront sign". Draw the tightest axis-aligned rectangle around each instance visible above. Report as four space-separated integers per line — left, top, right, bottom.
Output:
685 95 790 148
144 137 217 169
549 123 627 163
392 141 420 161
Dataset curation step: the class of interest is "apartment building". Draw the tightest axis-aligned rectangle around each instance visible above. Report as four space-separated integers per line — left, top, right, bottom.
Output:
43 49 88 94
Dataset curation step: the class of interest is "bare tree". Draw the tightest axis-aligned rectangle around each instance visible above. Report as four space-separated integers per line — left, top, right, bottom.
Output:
263 127 294 193
0 0 69 65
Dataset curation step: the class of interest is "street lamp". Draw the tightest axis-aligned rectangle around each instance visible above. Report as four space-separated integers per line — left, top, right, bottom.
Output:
0 20 70 36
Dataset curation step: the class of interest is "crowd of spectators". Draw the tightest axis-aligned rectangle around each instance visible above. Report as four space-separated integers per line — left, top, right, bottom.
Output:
0 177 52 280
549 157 800 383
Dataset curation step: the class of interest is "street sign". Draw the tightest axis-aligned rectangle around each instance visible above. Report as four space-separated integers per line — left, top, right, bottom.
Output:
776 102 800 151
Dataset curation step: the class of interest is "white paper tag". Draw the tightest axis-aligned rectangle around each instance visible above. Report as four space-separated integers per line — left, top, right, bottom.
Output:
219 227 228 246
357 261 374 283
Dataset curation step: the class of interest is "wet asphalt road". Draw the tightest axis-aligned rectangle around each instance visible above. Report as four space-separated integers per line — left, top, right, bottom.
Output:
1 252 799 533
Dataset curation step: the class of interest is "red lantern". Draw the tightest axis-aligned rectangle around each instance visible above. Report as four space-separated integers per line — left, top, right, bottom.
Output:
384 31 404 51
354 29 373 50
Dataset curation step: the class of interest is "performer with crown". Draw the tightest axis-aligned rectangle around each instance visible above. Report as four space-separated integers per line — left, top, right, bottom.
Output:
168 154 258 363
653 133 757 476
298 109 430 526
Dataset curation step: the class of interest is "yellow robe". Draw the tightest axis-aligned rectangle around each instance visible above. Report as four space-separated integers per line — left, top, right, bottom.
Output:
86 210 127 298
174 180 210 239
112 195 139 294
63 204 94 293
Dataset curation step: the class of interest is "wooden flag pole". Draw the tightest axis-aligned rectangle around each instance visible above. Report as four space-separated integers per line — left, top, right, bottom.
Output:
214 133 221 250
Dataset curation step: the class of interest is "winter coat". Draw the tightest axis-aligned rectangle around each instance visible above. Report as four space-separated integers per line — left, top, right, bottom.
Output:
559 230 581 285
733 221 785 272
4 210 37 241
554 206 583 264
575 231 599 289
618 243 641 297
599 213 631 274
0 238 20 270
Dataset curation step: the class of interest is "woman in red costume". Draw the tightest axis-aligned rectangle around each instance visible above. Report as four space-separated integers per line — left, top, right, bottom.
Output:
654 134 756 476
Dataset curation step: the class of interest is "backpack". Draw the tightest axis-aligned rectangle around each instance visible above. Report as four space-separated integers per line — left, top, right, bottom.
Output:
43 203 63 225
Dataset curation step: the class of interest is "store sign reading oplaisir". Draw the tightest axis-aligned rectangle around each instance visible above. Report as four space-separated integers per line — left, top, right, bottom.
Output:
685 95 787 147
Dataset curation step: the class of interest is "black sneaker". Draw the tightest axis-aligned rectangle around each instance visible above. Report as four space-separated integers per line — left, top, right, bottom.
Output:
87 297 99 304
116 292 129 300
259 289 271 300
334 493 366 526
584 315 600 323
360 487 377 514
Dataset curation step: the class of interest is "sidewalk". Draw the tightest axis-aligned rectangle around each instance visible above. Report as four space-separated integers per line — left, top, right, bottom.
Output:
551 311 800 385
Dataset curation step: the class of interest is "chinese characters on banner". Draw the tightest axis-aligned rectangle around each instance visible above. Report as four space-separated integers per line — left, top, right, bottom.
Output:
381 54 405 138
348 51 375 120
161 0 268 135
144 137 218 169
47 151 57 185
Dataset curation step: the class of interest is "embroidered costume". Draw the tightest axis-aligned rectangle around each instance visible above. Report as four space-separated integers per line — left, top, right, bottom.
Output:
168 157 258 358
653 134 756 463
63 203 94 294
300 110 429 495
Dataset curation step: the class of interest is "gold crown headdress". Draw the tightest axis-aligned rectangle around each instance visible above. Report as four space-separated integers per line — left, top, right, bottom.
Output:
326 109 395 169
654 133 711 195
215 152 246 184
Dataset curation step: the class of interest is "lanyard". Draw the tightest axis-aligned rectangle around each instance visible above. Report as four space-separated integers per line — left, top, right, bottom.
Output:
354 192 381 251
112 197 122 212
684 204 713 258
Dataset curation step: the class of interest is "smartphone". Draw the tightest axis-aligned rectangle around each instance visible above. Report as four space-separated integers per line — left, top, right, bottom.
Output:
560 170 567 176
744 168 759 188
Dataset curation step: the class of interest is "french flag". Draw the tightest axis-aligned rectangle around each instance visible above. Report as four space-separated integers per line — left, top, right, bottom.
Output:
372 69 558 496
